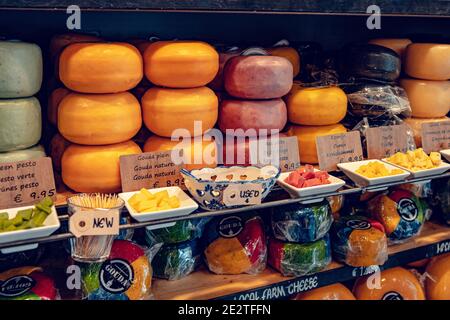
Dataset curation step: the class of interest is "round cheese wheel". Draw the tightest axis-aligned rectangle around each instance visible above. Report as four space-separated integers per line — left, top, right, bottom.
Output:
294 283 356 300
0 97 42 152
425 254 450 300
368 38 412 59
58 92 142 145
404 117 449 147
142 87 218 138
400 78 449 118
353 267 426 300
49 133 71 172
144 41 219 88
59 42 143 93
286 124 347 164
143 135 217 171
0 145 45 163
47 87 70 127
266 46 300 77
287 84 347 126
62 140 142 193
49 33 101 59
208 49 240 91
0 41 43 98
224 55 293 99
404 43 450 80
218 99 287 136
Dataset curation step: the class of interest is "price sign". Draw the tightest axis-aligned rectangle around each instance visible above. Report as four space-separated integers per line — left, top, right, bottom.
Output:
69 209 119 238
0 157 56 209
316 131 364 172
119 150 184 192
421 121 450 153
366 124 409 159
223 183 262 206
249 136 301 172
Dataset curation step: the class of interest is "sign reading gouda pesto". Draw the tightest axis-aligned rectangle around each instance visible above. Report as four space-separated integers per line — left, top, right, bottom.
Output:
316 131 363 172
0 157 56 210
421 121 450 153
366 124 409 159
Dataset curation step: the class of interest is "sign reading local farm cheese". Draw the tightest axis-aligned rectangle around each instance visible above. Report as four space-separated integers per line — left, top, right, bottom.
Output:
0 157 56 209
316 131 363 172
421 121 450 153
366 124 409 159
119 150 184 192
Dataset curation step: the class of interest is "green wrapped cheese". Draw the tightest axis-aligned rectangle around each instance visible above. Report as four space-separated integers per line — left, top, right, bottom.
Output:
145 218 209 246
0 145 45 163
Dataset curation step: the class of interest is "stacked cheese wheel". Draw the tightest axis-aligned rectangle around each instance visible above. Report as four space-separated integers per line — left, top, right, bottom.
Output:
142 41 219 170
0 41 46 163
56 40 143 193
400 43 450 147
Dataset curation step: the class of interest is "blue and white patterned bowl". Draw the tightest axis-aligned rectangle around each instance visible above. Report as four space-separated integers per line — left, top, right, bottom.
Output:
181 165 280 211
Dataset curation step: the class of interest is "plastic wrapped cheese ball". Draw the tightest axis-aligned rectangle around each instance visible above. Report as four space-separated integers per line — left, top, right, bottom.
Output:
331 215 388 267
268 234 331 277
294 283 356 300
368 189 426 242
203 214 266 275
270 200 332 243
145 218 209 246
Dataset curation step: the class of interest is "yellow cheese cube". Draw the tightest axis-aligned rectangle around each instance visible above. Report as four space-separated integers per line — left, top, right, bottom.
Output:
136 199 158 212
154 190 169 205
168 196 180 208
140 188 155 200
128 193 147 210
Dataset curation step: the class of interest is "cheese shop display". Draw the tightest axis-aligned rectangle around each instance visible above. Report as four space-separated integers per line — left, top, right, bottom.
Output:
368 38 412 59
385 148 442 171
0 144 45 163
58 92 142 145
270 201 332 243
355 161 404 178
0 41 43 98
405 117 449 147
404 43 450 81
0 97 42 152
127 188 180 213
203 214 266 275
294 283 356 300
353 267 426 300
268 235 331 277
331 215 388 267
425 254 450 300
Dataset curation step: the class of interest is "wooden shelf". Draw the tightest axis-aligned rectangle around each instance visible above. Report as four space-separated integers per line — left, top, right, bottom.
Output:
152 222 450 300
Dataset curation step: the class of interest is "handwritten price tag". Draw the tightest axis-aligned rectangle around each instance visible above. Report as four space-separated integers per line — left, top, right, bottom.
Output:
69 209 120 238
366 124 408 159
421 121 450 153
0 157 56 210
316 131 363 172
249 136 300 172
223 183 262 206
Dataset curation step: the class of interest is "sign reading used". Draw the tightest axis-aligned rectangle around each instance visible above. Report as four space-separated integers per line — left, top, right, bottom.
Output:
223 183 263 206
316 131 364 172
366 124 409 159
0 157 56 209
421 121 450 153
69 209 120 238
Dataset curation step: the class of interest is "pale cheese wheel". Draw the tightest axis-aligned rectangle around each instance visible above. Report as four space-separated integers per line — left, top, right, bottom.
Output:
404 117 449 147
0 145 45 163
404 43 450 80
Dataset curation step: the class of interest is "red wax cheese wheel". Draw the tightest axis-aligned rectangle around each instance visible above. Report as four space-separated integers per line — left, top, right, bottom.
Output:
47 87 70 126
209 49 240 91
295 283 356 300
218 99 287 136
49 133 71 172
404 117 449 147
404 43 450 80
368 38 412 59
353 267 425 300
400 78 450 118
224 55 293 99
425 253 450 300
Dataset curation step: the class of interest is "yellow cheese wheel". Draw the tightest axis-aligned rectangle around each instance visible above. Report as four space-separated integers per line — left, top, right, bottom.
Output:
404 43 450 80
353 267 425 300
144 41 219 88
58 92 142 145
287 124 347 164
62 140 142 193
368 38 412 59
267 46 300 77
286 84 347 125
425 254 450 300
404 117 449 147
400 78 450 118
142 87 218 138
59 42 143 93
143 135 217 171
294 283 356 300
47 87 71 126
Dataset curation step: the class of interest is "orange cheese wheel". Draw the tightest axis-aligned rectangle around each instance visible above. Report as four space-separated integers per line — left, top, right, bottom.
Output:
144 41 219 88
142 87 218 138
49 133 71 172
404 43 450 80
368 38 412 59
287 84 347 126
50 33 101 59
404 117 449 147
287 124 347 164
58 92 142 145
425 253 450 300
47 87 71 126
295 283 356 300
267 46 300 77
143 135 217 171
62 140 142 193
400 78 450 118
59 42 143 93
353 267 426 300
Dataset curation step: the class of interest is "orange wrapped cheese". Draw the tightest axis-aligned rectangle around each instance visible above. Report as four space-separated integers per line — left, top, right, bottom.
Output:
294 283 356 300
425 254 450 300
404 117 449 147
404 43 450 80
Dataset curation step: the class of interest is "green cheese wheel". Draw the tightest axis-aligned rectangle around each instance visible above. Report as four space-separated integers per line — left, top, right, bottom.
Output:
0 97 42 152
0 145 45 163
0 41 43 98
